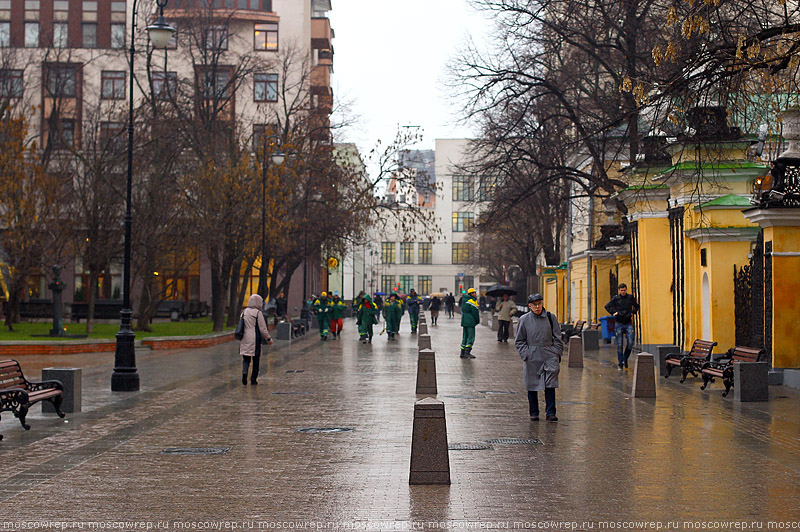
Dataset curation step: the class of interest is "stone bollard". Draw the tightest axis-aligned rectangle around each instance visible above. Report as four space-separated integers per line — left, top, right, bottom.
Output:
491 314 499 331
277 322 292 341
655 345 681 377
418 323 428 335
311 315 319 329
581 329 600 356
734 361 769 402
481 313 488 326
567 336 583 368
632 353 656 398
42 367 81 413
409 397 450 485
416 348 437 395
418 334 432 350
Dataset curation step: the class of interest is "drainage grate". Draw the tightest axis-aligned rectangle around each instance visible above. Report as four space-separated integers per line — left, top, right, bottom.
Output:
478 390 516 395
285 370 305 373
296 427 354 434
482 438 542 445
441 395 482 399
272 391 314 395
448 442 493 451
161 447 230 455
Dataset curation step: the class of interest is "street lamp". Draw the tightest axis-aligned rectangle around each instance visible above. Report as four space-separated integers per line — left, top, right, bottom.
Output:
258 134 285 298
301 190 322 318
112 0 175 392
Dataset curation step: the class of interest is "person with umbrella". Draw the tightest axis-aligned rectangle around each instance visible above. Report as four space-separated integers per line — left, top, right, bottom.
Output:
460 287 480 358
495 293 516 343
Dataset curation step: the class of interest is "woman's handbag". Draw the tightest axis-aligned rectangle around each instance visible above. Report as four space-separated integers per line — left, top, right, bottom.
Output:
234 313 245 340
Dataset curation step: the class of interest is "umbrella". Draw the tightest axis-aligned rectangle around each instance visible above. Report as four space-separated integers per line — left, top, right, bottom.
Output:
374 292 387 296
429 292 446 298
485 284 517 297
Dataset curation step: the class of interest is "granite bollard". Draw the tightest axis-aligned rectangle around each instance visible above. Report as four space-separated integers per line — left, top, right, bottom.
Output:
418 323 428 335
276 322 292 341
481 313 488 326
418 333 432 350
491 314 499 331
567 336 583 368
632 353 656 398
734 361 769 402
42 367 81 413
416 348 437 395
409 397 450 485
581 329 600 355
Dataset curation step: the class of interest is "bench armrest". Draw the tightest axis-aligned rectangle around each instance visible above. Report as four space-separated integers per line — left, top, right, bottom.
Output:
27 380 64 393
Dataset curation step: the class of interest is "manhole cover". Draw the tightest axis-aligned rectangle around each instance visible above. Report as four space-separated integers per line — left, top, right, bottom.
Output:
161 447 231 455
296 427 354 434
272 391 314 395
478 390 516 395
285 370 305 373
448 442 493 450
442 395 482 399
482 438 542 445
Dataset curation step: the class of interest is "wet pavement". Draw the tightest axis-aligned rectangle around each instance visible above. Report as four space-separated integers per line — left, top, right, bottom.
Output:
1 314 800 531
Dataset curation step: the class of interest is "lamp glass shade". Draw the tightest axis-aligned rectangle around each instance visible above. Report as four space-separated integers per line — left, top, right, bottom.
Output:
271 152 286 166
147 18 175 48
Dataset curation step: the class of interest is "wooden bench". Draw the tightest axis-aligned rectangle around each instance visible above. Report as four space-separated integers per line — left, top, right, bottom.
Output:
588 322 601 330
701 346 766 397
664 339 717 383
0 359 65 441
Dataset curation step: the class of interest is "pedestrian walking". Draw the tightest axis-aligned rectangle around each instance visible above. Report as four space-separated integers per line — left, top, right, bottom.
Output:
459 287 480 358
406 288 422 334
495 293 516 343
515 293 562 421
312 292 333 341
354 290 365 314
382 293 404 341
373 294 384 319
274 291 287 325
330 292 347 339
604 283 640 369
444 293 455 318
429 296 441 325
356 294 379 343
238 294 273 385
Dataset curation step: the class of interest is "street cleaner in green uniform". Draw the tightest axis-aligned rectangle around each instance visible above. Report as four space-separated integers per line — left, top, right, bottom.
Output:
382 293 405 341
406 288 422 334
356 294 379 344
460 287 480 358
312 292 333 341
330 291 347 339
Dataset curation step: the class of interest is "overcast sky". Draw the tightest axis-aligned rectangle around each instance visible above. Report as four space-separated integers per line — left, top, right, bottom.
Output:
328 1 492 159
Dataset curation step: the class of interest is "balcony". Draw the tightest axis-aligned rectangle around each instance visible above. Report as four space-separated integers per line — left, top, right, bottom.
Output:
317 48 333 68
311 17 332 50
311 64 330 90
166 0 277 21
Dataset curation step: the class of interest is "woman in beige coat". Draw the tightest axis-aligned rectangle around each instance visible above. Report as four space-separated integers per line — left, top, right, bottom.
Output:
239 294 273 385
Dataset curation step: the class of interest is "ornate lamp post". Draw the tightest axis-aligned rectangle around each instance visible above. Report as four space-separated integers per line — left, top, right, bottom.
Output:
111 0 175 392
757 108 800 208
258 135 285 299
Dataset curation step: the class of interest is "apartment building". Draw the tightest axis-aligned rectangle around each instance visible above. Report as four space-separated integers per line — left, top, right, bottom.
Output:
364 139 492 299
0 0 334 310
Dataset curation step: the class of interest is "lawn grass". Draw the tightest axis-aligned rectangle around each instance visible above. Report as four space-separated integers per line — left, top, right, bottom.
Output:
0 319 231 341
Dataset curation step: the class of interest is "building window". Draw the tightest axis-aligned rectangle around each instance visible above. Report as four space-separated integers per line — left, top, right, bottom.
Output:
101 71 125 99
381 242 395 264
49 118 75 149
452 175 473 202
254 73 278 102
400 242 414 264
0 22 9 47
381 275 395 295
399 275 413 294
82 23 97 48
455 275 474 293
253 23 278 51
0 70 23 98
46 65 78 98
478 176 495 201
99 122 125 152
110 24 126 49
53 23 69 48
417 276 432 296
201 69 231 99
452 212 475 232
418 242 432 265
152 71 177 100
25 23 39 48
205 26 228 50
252 123 279 152
452 242 474 264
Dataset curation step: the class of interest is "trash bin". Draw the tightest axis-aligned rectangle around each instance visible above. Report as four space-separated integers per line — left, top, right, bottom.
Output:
599 315 616 344
170 308 180 322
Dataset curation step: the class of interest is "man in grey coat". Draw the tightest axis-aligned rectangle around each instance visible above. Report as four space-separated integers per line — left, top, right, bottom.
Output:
514 293 563 421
